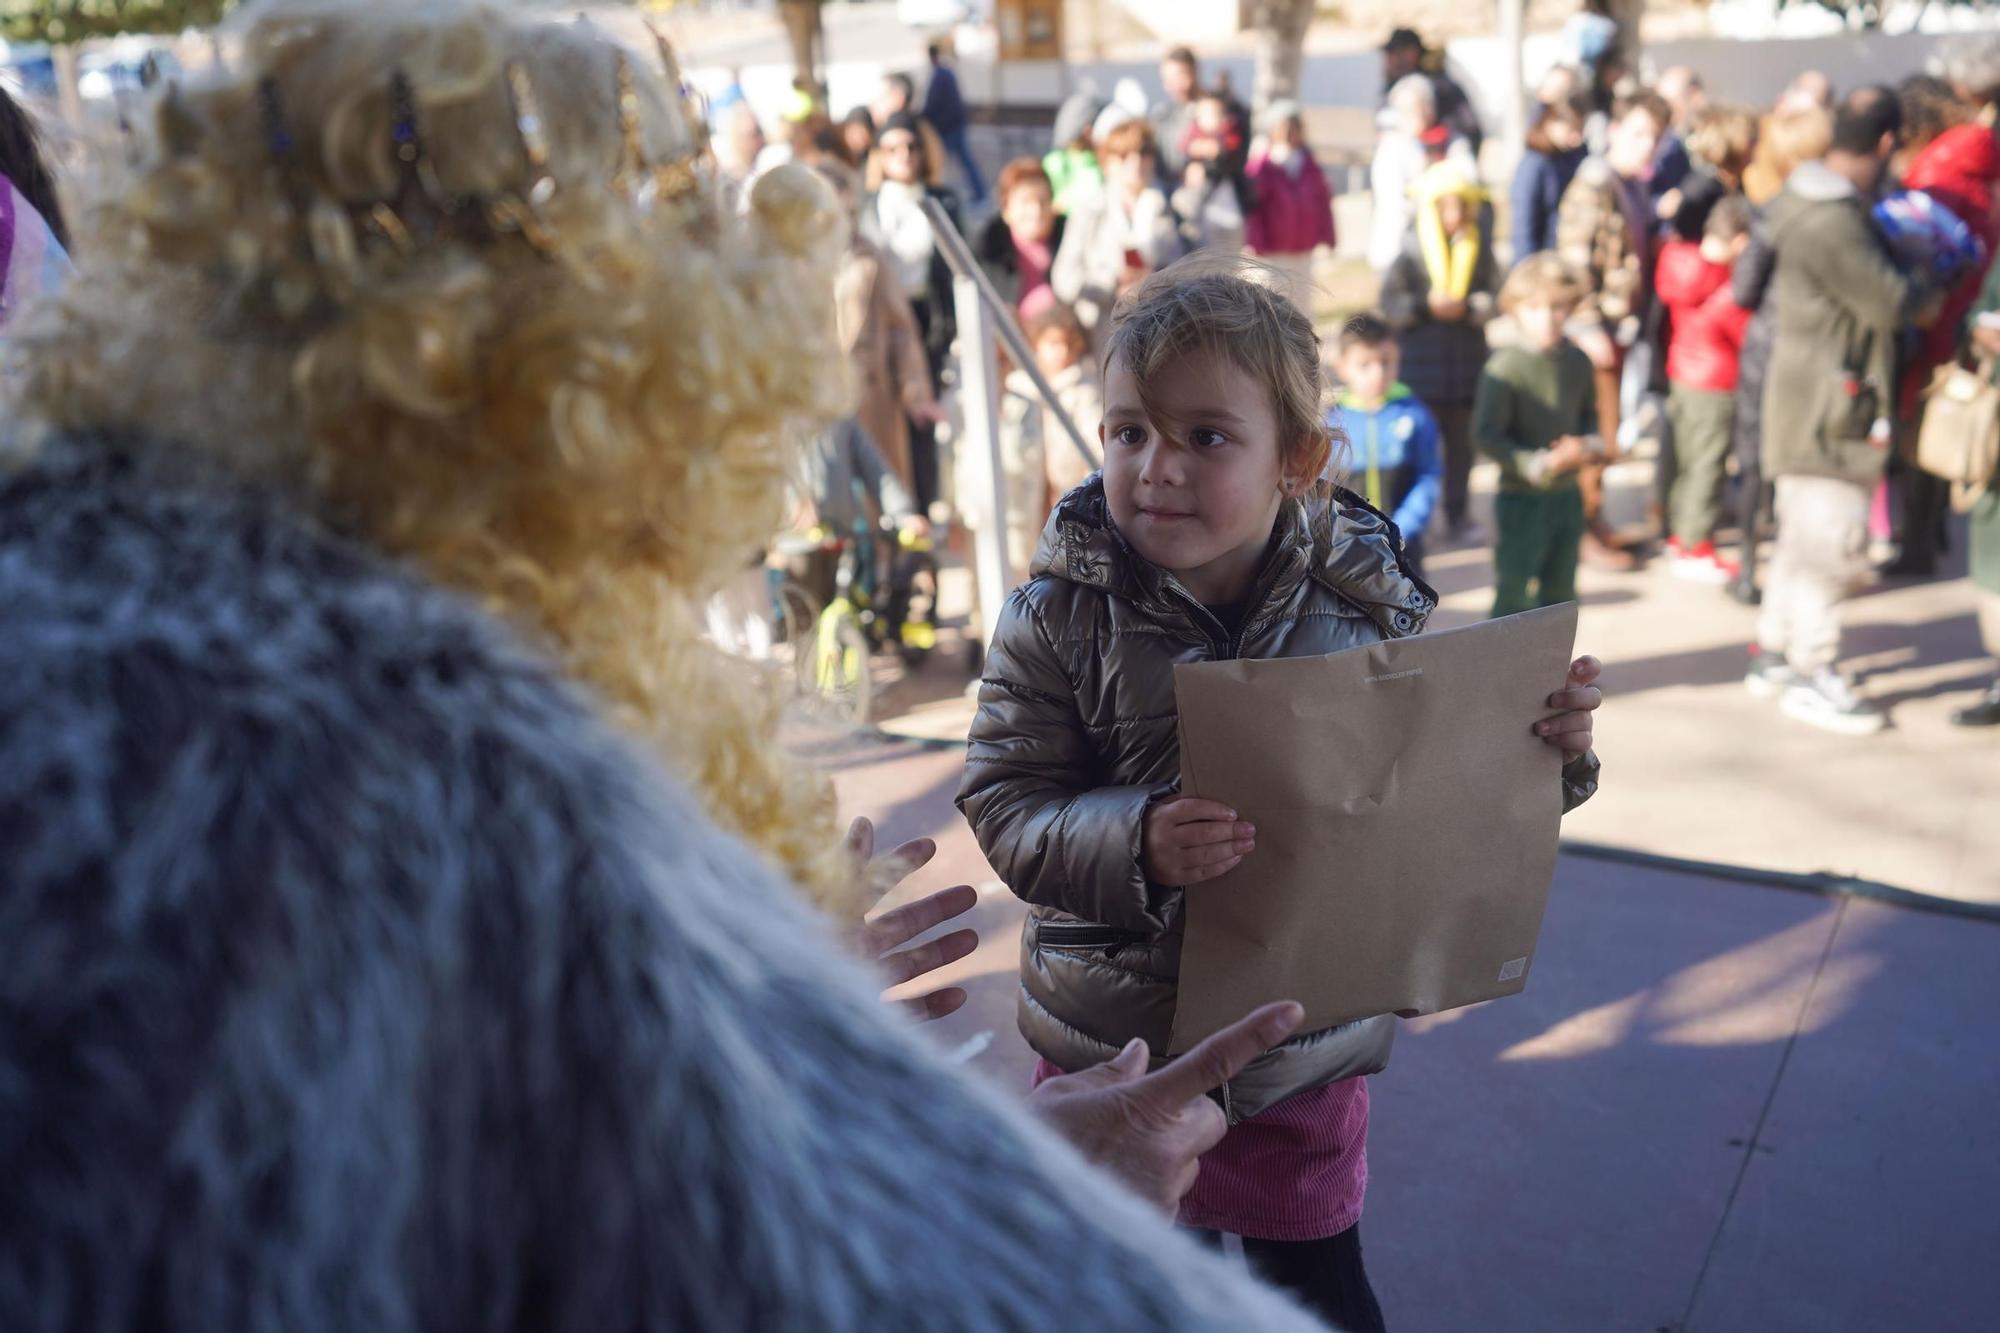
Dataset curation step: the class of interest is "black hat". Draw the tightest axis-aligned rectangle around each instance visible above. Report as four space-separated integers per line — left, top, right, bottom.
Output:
1383 28 1425 53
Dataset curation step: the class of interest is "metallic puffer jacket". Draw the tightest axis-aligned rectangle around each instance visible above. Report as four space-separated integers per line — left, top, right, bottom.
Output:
958 477 1601 1121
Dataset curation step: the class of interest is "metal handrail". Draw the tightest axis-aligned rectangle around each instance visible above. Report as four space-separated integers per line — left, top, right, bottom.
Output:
920 195 1103 473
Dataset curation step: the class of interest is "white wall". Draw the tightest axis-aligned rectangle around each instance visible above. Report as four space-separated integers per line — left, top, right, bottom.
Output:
1446 25 1996 140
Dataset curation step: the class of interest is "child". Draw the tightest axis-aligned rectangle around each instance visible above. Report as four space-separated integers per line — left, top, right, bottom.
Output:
1378 161 1499 543
1173 88 1251 253
1474 254 1606 617
1329 314 1445 577
1244 99 1336 316
1655 194 1754 583
1028 301 1106 504
958 259 1604 1329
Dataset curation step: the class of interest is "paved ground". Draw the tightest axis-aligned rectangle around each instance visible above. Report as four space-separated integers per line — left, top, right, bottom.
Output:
814 720 2000 1331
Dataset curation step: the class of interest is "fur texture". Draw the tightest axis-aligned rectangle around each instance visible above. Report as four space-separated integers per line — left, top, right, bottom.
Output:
0 437 1332 1332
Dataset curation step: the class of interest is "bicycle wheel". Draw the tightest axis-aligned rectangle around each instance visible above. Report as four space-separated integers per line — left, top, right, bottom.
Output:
773 580 821 697
892 552 941 667
809 602 874 726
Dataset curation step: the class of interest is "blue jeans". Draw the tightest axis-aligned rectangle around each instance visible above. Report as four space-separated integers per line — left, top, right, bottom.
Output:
938 123 987 204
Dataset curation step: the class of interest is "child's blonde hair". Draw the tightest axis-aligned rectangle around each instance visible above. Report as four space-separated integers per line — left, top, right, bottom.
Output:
1104 255 1335 483
1 0 859 905
1499 252 1584 315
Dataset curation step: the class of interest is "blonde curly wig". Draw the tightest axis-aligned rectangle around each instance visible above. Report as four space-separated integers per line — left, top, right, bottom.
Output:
3 0 863 906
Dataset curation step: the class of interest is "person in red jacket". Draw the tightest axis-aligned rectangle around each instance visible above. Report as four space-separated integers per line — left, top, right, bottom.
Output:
1656 194 1755 583
1244 100 1335 313
1892 116 2000 574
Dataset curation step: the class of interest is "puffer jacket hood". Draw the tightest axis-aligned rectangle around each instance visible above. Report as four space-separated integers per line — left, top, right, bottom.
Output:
963 476 1597 1121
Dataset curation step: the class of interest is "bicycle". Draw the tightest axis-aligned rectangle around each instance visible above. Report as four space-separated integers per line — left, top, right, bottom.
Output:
769 518 940 726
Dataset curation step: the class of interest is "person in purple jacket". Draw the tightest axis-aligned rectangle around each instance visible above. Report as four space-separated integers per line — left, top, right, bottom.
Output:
1244 100 1335 314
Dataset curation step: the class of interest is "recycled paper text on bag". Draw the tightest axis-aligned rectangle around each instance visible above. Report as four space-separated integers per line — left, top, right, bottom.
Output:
1167 603 1578 1054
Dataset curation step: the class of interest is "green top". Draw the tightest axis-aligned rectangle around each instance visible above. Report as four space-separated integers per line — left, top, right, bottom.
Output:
1472 342 1600 492
1043 147 1105 215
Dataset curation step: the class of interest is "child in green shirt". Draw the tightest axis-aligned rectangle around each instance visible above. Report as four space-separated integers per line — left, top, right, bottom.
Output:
1473 254 1607 617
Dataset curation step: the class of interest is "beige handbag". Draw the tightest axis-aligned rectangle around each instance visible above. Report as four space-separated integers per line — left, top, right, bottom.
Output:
1916 355 2000 513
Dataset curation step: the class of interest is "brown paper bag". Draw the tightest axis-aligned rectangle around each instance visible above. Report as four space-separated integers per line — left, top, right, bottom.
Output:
1167 603 1578 1053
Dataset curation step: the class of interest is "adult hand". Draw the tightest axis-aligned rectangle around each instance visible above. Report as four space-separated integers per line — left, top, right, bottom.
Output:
1141 797 1255 887
1028 1001 1306 1212
909 400 949 428
841 817 979 1021
1428 290 1467 321
1537 655 1602 760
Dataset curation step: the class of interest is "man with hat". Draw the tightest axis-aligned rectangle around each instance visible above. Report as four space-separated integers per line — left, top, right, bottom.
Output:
1381 28 1482 156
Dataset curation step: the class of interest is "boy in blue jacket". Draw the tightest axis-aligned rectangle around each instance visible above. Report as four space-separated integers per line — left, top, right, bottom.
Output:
1327 314 1444 576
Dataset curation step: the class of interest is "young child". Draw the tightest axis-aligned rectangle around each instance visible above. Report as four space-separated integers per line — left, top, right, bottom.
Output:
1654 194 1755 583
1378 161 1500 544
1474 254 1606 617
958 259 1604 1329
1028 301 1107 504
1329 314 1445 578
1174 88 1251 253
1243 99 1336 316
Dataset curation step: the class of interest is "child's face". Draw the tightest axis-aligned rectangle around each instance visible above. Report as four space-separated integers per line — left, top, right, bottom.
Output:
1034 326 1083 379
1515 297 1573 352
1101 348 1302 604
1337 341 1397 405
1105 148 1152 200
1195 98 1228 133
1003 179 1054 242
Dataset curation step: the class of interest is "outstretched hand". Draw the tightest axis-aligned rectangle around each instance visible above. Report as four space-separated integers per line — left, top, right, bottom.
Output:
841 817 979 1021
1026 1001 1305 1212
1537 654 1602 760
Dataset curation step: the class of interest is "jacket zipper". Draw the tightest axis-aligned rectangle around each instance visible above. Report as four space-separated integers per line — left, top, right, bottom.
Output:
1163 547 1302 661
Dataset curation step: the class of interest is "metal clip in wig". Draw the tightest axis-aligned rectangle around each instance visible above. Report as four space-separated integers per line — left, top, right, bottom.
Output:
493 60 558 251
388 69 455 212
258 76 310 222
638 24 710 205
646 22 710 160
613 55 646 192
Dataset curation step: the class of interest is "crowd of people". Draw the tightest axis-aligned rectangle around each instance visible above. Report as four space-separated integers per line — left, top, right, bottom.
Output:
0 4 1991 1331
714 21 2000 737
709 42 1341 581
1334 27 2000 735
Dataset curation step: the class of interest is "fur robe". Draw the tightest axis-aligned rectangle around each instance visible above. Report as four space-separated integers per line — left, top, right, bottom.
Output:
0 436 1328 1332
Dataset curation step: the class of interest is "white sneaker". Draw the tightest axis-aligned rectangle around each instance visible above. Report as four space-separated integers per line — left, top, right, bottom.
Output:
1671 551 1733 585
1780 671 1887 735
1744 652 1799 699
